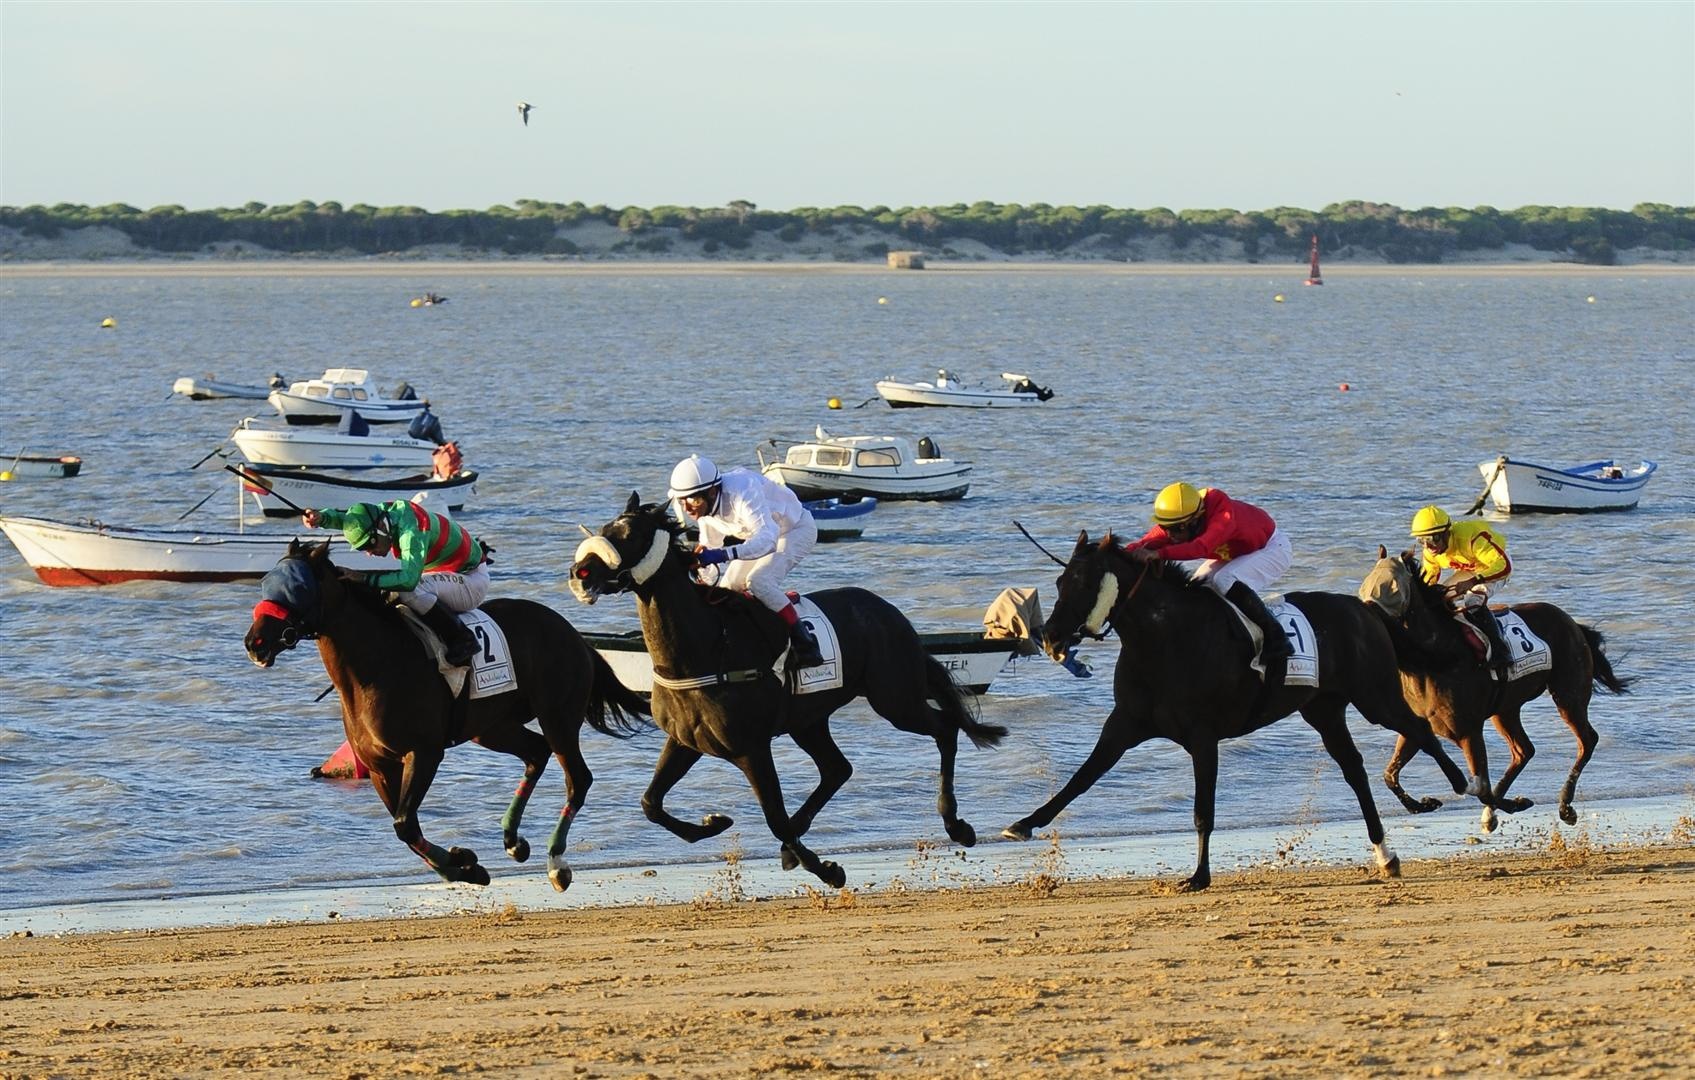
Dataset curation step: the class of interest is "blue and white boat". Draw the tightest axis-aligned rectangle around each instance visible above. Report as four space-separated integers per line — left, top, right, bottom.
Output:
806 497 876 541
268 368 429 425
1477 456 1657 513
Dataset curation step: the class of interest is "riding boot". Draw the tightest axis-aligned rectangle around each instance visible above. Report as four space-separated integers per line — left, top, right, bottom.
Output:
1467 607 1512 682
789 619 824 668
422 604 478 666
1225 582 1292 685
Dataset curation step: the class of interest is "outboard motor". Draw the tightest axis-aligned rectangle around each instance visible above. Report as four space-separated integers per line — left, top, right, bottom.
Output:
917 436 941 459
268 373 287 390
338 409 371 437
391 380 418 401
408 404 446 446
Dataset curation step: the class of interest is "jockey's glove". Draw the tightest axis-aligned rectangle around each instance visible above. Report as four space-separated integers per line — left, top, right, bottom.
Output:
696 547 730 567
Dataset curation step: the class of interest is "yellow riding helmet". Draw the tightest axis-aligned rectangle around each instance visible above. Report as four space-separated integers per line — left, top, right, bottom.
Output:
1409 505 1451 537
1152 482 1203 525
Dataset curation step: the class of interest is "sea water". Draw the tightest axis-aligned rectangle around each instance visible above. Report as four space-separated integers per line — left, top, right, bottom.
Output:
0 265 1691 931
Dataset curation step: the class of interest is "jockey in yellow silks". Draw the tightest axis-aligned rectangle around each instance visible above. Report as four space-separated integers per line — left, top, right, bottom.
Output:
1409 505 1512 676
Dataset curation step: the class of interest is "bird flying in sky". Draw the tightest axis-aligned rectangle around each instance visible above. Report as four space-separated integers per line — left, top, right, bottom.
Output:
517 101 534 126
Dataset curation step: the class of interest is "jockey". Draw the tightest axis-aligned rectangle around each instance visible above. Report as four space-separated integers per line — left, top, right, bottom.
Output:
303 500 488 665
1409 505 1512 677
668 453 824 668
1124 482 1295 683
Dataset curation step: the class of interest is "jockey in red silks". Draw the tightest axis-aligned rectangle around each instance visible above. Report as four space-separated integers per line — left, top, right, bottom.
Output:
1123 482 1295 684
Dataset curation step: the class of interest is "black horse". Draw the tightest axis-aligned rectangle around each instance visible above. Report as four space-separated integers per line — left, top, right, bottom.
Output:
1360 546 1629 832
569 494 1007 889
1005 532 1481 891
244 540 649 889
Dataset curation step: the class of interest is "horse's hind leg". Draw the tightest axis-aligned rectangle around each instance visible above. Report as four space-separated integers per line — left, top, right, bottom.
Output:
1383 734 1443 814
472 724 553 863
1184 739 1219 892
391 749 490 886
1488 706 1536 814
1004 707 1149 841
876 702 976 847
787 722 852 842
642 736 735 843
1303 700 1399 878
734 744 845 889
1550 699 1599 826
540 726 595 893
1458 733 1500 834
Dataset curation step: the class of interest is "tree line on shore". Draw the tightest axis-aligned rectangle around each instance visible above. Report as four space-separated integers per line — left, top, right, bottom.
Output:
3 199 1690 263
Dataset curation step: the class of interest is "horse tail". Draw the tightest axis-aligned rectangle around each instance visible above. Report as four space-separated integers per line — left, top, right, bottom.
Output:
1579 624 1632 694
583 649 653 738
924 655 1007 750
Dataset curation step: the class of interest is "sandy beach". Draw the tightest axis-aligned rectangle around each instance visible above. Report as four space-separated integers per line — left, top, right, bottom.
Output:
4 841 1691 1077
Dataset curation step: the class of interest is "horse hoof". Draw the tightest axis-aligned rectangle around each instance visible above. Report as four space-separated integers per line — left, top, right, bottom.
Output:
1559 804 1578 826
780 846 800 872
506 837 531 863
549 865 572 893
1002 822 1033 842
819 862 846 889
1177 875 1211 893
446 845 479 867
1480 812 1499 835
460 864 491 887
1382 856 1402 879
946 820 977 847
1498 797 1533 815
701 814 734 838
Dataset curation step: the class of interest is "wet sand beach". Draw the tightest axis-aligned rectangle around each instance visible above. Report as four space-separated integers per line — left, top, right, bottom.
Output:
4 842 1691 1078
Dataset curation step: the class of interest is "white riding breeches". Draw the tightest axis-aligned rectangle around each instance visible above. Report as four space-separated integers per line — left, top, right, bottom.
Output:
1181 527 1292 595
716 515 817 612
400 562 490 615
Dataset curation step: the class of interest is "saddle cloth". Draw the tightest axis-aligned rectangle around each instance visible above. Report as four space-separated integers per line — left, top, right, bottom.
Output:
1490 610 1553 680
1229 596 1320 688
401 608 517 699
778 596 845 695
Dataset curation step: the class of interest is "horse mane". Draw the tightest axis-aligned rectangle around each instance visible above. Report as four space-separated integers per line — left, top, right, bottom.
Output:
1101 541 1204 588
1379 549 1476 671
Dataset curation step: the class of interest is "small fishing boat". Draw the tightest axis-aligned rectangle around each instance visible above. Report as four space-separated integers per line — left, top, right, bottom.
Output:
807 497 876 541
232 417 440 470
580 629 1017 696
268 368 429 425
0 515 398 586
875 370 1053 408
1475 456 1657 513
759 427 971 501
1 454 82 480
172 374 286 401
237 464 480 517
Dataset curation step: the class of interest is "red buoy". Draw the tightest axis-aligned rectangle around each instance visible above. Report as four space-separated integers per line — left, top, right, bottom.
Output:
1305 235 1323 286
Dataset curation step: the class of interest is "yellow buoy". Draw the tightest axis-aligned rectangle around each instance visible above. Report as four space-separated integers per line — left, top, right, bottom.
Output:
877 297 888 305
100 317 116 328
1586 295 1596 303
410 298 423 308
827 397 842 410
0 471 12 482
1273 294 1284 303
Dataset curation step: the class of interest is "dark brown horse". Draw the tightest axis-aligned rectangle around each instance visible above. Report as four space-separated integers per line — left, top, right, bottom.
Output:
569 494 1006 889
1005 532 1481 891
244 540 650 889
1359 546 1629 832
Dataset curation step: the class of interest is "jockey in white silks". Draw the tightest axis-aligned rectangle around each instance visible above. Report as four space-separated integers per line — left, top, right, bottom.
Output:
668 454 824 667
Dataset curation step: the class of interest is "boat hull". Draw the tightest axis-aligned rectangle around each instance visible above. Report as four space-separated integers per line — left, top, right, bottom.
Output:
172 377 275 401
242 467 479 516
268 390 428 425
766 464 969 501
875 381 1042 408
233 423 438 469
581 629 1015 695
4 455 82 479
806 497 876 541
0 515 398 586
1479 457 1656 513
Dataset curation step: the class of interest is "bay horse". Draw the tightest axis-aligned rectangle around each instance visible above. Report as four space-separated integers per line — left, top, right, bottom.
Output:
1359 546 1629 832
568 493 1007 889
244 540 650 890
1005 532 1482 891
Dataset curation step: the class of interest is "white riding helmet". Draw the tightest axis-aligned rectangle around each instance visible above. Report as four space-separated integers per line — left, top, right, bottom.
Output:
668 454 721 499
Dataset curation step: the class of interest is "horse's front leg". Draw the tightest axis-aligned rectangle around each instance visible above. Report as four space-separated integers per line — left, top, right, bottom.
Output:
392 749 489 885
734 745 845 889
1383 734 1443 814
641 735 734 842
786 723 852 842
1488 707 1536 815
1004 706 1146 841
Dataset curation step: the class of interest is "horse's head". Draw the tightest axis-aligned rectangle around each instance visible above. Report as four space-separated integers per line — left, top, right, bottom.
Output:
569 491 683 605
245 539 335 667
1041 530 1123 662
1358 544 1440 620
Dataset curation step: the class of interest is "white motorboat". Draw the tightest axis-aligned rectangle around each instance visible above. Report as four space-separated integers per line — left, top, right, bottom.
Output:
759 427 972 501
581 629 1016 696
0 514 397 586
2 454 82 480
237 464 480 517
875 370 1054 408
232 418 440 469
172 374 285 401
1476 456 1658 513
268 368 429 425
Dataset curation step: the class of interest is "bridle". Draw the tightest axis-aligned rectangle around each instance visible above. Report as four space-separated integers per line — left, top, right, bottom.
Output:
570 515 674 601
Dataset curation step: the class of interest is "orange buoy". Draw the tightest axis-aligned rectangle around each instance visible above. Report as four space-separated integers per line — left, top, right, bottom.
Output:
314 739 369 779
1339 382 1351 392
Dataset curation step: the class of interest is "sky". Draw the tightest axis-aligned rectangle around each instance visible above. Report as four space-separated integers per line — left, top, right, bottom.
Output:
2 1 1691 214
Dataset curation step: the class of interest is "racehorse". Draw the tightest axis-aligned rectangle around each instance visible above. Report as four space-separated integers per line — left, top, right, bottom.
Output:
244 540 650 890
568 493 1007 889
1359 546 1629 832
1005 531 1482 891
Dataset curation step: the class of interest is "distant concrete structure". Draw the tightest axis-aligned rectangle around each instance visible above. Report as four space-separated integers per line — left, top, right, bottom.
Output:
887 251 925 269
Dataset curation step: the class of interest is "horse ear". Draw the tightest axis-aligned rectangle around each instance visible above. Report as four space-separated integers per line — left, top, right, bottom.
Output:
625 490 641 514
1076 529 1089 547
311 539 332 561
1377 544 1388 560
1097 531 1115 551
